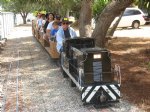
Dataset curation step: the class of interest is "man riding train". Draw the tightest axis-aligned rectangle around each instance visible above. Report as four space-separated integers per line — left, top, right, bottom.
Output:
56 18 77 53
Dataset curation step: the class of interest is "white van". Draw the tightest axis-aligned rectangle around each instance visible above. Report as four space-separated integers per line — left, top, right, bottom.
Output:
110 8 146 28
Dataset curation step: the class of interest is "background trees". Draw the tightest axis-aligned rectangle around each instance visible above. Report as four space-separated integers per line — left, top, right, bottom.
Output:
31 0 81 18
0 0 34 24
136 0 150 14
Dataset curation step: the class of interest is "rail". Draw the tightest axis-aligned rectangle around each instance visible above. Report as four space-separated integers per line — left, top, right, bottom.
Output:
114 64 121 85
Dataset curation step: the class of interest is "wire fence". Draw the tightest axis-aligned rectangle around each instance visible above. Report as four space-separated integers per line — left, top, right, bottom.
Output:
0 12 14 40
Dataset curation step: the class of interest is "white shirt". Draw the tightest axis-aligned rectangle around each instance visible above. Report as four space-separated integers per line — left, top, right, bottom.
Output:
37 18 43 27
42 19 46 25
46 21 54 30
56 27 77 52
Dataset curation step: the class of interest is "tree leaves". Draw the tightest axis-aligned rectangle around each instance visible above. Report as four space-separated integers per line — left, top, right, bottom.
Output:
92 0 111 20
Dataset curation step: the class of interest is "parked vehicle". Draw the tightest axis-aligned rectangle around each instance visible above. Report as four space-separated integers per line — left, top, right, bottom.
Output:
110 8 146 28
144 15 150 24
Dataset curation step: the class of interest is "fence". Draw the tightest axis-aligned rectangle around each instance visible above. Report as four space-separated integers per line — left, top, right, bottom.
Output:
0 12 14 39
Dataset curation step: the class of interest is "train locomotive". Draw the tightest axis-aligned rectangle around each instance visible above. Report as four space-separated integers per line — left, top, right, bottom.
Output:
61 37 121 105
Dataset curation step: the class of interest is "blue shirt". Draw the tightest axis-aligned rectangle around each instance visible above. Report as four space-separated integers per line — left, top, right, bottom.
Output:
56 27 77 52
51 29 58 36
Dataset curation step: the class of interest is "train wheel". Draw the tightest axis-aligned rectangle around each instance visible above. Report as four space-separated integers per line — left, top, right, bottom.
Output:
70 79 76 87
60 52 68 78
62 69 68 78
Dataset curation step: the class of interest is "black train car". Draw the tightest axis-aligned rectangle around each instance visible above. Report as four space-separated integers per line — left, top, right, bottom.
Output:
61 37 121 104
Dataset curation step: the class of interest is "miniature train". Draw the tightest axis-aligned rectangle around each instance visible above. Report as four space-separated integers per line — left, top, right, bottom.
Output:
32 24 121 105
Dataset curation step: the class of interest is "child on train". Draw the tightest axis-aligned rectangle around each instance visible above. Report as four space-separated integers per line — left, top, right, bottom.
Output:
50 21 59 41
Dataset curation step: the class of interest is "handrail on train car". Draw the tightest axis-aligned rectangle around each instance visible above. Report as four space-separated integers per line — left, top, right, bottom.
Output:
114 64 121 85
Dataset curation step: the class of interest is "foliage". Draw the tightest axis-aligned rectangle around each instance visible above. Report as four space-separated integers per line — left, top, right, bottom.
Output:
92 0 150 19
30 0 81 18
60 0 81 18
135 0 150 14
1 0 33 13
92 0 110 20
1 0 37 24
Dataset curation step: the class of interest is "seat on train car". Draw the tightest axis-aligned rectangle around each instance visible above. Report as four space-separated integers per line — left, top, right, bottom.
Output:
63 37 95 58
49 40 59 59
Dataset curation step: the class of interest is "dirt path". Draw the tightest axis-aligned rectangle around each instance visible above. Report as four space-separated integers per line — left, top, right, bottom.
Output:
0 25 145 112
108 37 150 112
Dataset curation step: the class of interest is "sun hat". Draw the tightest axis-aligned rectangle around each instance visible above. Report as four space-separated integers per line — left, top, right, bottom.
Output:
61 17 72 24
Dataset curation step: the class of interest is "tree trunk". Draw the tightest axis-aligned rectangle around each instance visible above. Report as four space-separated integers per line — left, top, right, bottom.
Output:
22 16 27 24
107 11 124 36
79 0 93 37
66 9 70 18
91 0 134 48
20 12 28 24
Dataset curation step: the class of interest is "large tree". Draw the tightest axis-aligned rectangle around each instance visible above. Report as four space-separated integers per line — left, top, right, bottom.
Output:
79 0 134 46
91 0 134 47
79 0 93 37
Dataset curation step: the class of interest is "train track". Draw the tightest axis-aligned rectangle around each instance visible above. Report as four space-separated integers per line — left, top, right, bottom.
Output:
0 31 62 111
1 39 22 112
0 36 50 111
85 104 117 112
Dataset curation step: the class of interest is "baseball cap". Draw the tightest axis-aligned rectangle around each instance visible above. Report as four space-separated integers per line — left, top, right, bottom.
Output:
55 14 61 20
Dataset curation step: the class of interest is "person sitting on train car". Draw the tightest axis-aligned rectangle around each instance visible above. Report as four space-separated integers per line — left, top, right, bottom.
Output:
46 14 61 40
43 13 49 39
42 14 46 26
43 13 55 42
36 13 43 30
39 14 46 33
50 21 59 41
56 18 77 53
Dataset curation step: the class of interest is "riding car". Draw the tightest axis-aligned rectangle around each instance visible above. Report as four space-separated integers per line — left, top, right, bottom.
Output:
110 8 146 28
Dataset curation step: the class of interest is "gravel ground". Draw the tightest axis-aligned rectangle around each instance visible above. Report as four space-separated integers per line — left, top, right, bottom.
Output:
0 25 145 112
